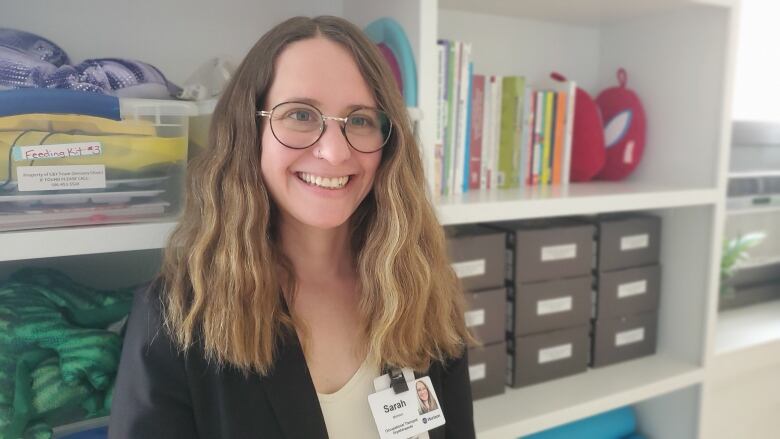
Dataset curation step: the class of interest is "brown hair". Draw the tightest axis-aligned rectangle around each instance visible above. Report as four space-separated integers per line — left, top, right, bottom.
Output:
161 15 470 375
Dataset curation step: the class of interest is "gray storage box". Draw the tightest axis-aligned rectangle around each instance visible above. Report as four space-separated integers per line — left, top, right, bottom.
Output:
597 215 661 271
486 220 595 284
508 276 592 337
592 311 658 368
464 287 506 346
447 225 507 291
507 325 589 388
596 265 661 319
467 341 507 400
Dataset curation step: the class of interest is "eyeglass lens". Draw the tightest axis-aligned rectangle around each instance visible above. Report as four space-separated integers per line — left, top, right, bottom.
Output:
268 102 391 152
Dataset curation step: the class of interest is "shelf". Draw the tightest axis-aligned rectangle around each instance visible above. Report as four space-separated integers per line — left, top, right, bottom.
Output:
52 416 108 438
715 300 780 356
0 222 176 262
439 0 733 25
435 182 719 225
728 170 780 179
474 354 703 438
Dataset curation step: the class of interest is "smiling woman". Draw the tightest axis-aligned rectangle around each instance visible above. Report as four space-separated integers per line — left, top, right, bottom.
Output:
108 15 475 439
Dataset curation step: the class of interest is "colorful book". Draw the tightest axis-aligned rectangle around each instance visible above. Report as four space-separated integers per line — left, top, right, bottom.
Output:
498 76 525 189
454 51 472 194
444 40 459 195
479 76 492 190
541 91 554 185
434 41 447 196
461 61 474 192
532 90 544 185
489 75 503 190
469 74 485 190
524 90 536 186
552 91 567 184
518 85 534 187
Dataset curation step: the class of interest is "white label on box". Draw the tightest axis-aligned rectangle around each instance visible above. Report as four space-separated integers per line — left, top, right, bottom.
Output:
13 142 103 161
537 296 573 316
469 363 486 382
17 165 107 191
617 280 648 298
451 259 486 279
541 243 577 262
464 309 485 328
620 234 649 251
538 343 573 364
615 328 645 347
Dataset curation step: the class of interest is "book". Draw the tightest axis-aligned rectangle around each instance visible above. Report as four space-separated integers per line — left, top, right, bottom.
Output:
469 74 485 190
532 90 544 185
552 91 567 184
498 76 525 189
444 40 459 195
479 76 492 190
541 90 554 185
489 75 503 190
434 42 447 196
518 85 534 187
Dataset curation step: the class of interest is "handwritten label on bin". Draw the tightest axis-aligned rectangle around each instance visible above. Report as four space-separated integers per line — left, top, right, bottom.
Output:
13 142 103 161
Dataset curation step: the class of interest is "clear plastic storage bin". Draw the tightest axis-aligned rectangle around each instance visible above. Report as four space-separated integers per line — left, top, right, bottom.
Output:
0 89 196 231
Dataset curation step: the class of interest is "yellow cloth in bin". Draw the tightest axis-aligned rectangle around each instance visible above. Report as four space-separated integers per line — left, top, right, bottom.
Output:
0 113 156 136
0 131 187 181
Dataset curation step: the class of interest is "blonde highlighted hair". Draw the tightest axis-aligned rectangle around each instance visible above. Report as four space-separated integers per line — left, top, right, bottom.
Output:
161 15 470 375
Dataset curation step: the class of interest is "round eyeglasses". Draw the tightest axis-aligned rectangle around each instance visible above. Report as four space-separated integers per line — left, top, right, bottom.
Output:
257 101 392 153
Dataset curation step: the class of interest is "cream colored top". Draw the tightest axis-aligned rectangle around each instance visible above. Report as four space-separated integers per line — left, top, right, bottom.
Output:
316 359 432 439
317 358 382 439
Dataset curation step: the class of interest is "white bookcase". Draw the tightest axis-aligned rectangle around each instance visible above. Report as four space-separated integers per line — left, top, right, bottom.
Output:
0 0 741 437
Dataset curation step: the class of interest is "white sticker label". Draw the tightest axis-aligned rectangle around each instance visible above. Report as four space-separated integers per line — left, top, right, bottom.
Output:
469 363 486 381
537 296 573 316
615 328 645 347
617 280 648 298
464 309 485 328
538 343 573 364
17 165 107 191
451 259 486 279
13 142 103 161
541 243 577 262
620 234 649 251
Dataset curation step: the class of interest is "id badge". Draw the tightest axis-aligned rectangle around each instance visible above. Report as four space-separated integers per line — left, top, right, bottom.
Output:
368 369 445 439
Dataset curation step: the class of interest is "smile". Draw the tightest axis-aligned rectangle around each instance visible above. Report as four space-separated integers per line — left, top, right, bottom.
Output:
296 172 351 190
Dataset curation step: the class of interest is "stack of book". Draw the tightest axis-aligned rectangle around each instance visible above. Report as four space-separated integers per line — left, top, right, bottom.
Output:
435 39 577 196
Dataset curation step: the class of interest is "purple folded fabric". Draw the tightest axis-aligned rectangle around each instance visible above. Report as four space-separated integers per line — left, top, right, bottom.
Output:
0 28 179 98
0 28 70 66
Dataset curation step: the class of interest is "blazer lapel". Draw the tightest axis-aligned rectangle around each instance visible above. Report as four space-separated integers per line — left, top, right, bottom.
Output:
261 330 329 439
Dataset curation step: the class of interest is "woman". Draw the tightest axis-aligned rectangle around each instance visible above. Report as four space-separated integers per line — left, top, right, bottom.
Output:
417 380 440 415
109 15 475 439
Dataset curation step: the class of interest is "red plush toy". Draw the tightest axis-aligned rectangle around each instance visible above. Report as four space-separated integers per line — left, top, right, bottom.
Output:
595 68 647 181
553 72 605 182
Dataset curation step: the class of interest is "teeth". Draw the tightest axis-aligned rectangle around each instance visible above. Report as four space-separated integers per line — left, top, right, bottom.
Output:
298 172 350 189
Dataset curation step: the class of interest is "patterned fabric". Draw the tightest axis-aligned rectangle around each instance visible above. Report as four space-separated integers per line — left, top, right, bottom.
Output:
0 268 136 438
0 28 179 98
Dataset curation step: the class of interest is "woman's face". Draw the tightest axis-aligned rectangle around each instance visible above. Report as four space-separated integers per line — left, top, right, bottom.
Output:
260 37 383 230
416 381 429 402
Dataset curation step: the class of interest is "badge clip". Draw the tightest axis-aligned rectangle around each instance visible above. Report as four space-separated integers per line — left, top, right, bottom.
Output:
388 367 408 394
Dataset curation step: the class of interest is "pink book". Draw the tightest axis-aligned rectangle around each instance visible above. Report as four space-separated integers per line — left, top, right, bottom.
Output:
468 74 485 190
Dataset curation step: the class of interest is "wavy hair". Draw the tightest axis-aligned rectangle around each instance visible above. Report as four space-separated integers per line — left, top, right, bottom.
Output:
160 15 470 375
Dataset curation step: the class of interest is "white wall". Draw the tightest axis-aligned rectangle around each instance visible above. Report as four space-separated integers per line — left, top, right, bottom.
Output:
1 0 343 84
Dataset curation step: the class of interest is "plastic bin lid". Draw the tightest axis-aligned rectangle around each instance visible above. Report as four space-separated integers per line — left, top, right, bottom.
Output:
193 98 219 115
119 98 197 117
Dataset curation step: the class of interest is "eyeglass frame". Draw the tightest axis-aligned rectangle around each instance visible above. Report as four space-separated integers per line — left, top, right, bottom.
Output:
256 101 393 153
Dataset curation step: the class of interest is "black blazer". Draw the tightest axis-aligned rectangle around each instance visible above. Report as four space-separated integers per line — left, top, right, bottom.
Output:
108 288 477 439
